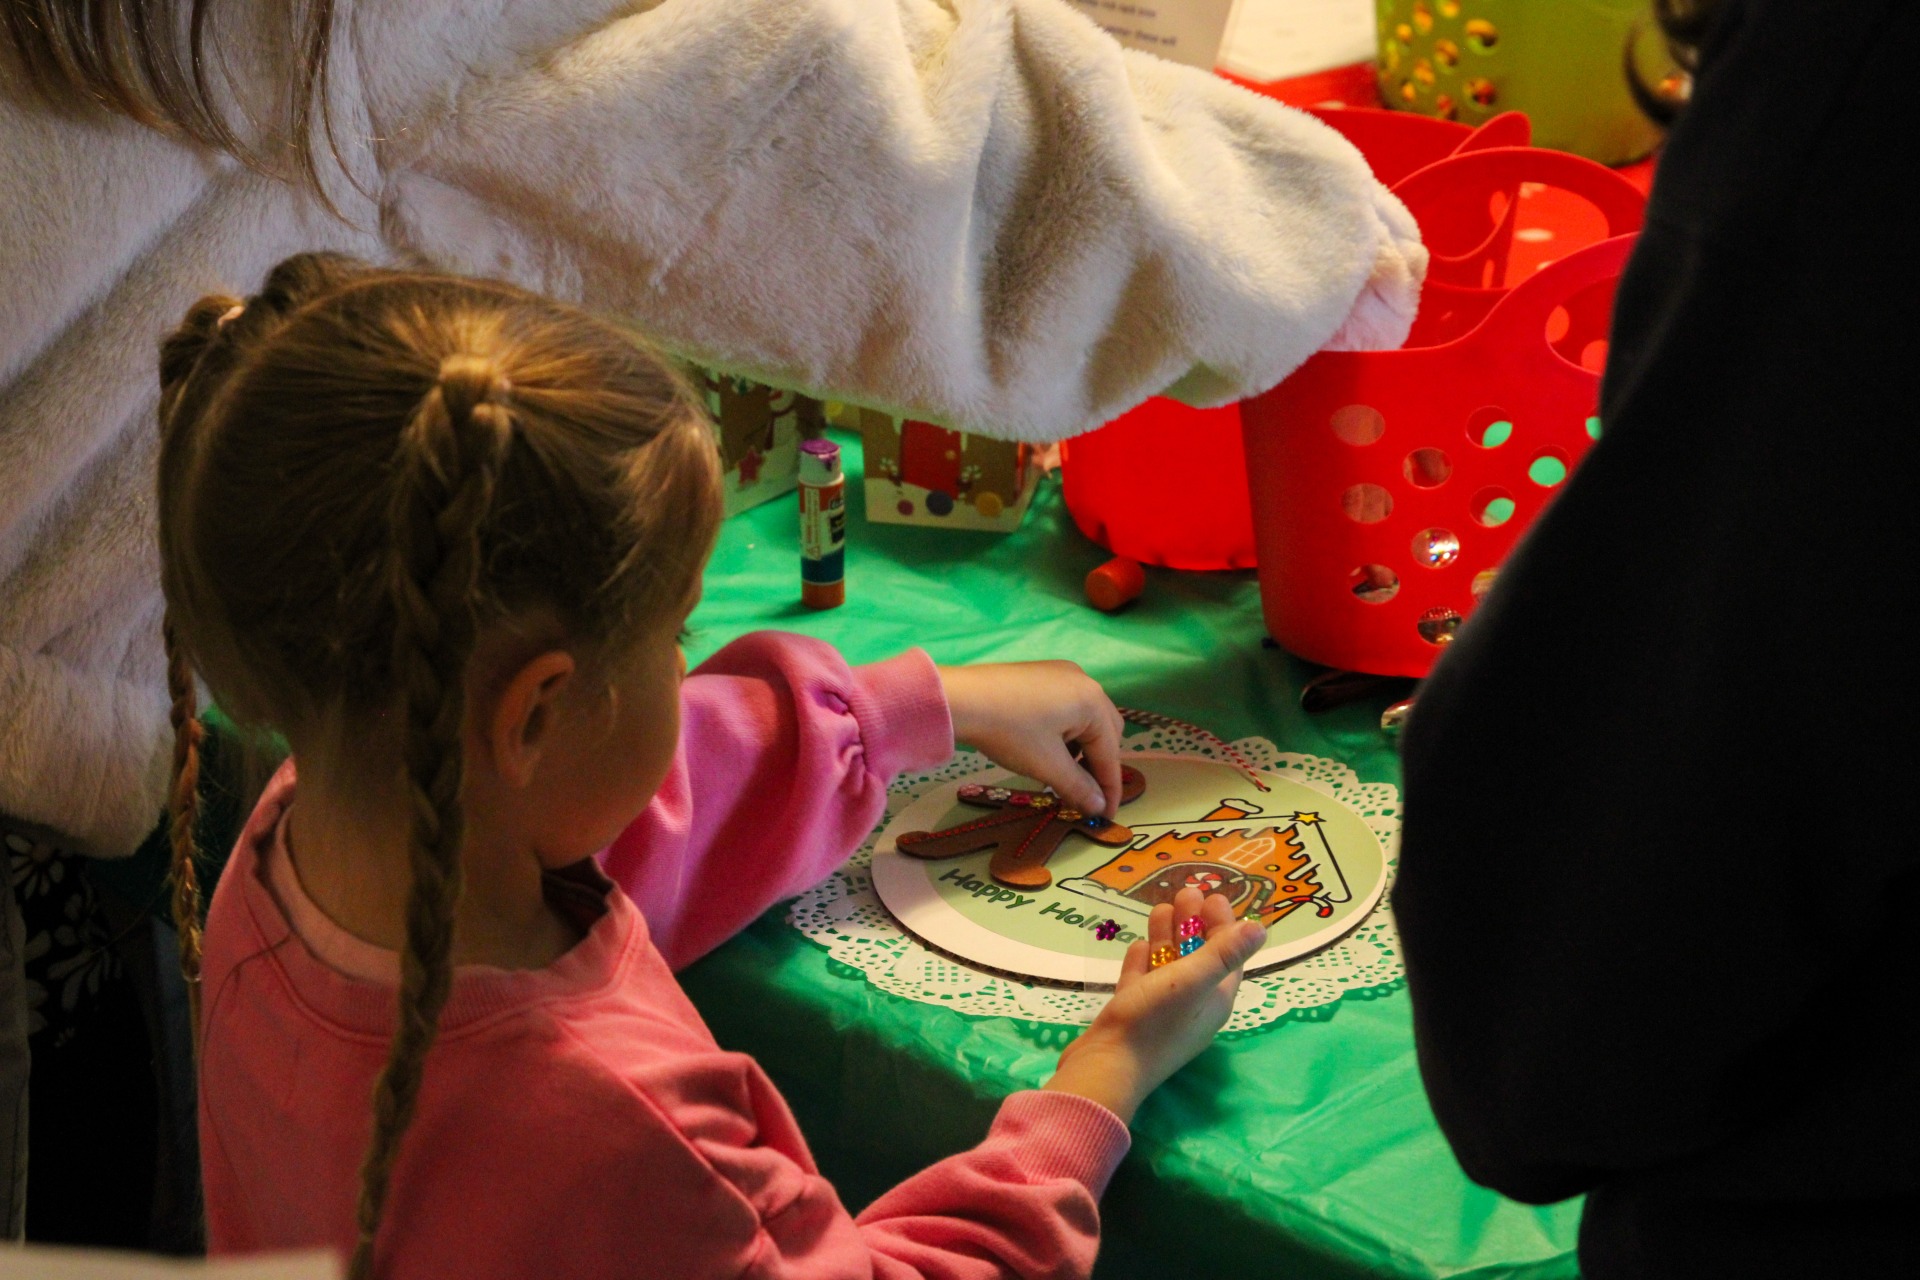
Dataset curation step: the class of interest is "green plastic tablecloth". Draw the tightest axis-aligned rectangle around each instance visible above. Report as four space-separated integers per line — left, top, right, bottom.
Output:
675 431 1582 1280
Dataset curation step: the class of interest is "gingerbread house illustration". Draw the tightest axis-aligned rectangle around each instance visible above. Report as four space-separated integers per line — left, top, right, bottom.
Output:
697 371 829 515
1057 801 1352 927
853 408 1040 532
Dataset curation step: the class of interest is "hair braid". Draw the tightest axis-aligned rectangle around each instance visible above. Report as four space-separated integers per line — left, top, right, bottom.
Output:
163 616 206 1032
348 355 514 1280
155 294 241 1028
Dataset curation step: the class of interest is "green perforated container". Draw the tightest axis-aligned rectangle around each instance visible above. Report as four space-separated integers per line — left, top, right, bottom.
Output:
1376 0 1673 164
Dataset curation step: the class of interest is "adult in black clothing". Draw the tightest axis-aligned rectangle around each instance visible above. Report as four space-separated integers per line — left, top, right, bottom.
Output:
1396 2 1917 1277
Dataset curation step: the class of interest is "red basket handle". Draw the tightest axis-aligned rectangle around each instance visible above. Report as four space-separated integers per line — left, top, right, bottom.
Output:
1451 111 1531 154
1464 232 1638 351
1393 146 1647 270
1432 114 1534 291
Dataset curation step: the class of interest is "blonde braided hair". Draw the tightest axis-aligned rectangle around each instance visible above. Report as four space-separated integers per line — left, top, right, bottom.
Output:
156 255 721 1276
348 358 512 1279
163 616 206 1029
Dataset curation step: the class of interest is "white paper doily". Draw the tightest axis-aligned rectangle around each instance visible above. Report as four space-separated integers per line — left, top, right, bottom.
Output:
789 726 1404 1034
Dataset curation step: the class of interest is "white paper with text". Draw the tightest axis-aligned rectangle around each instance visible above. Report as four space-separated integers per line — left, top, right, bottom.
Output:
1066 0 1237 70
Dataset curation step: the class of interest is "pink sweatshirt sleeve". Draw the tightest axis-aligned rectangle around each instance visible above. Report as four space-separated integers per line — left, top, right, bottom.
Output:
600 631 953 970
683 1081 1130 1280
846 1092 1131 1280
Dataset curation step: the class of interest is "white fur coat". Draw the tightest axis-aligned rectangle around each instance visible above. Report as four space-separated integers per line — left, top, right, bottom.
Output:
0 0 1423 856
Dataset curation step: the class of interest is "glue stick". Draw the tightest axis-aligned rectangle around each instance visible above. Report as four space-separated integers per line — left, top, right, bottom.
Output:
799 438 846 609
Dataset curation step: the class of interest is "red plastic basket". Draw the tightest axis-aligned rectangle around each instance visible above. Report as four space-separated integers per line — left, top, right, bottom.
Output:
1059 398 1253 570
1241 232 1638 677
1059 108 1531 570
1394 146 1648 347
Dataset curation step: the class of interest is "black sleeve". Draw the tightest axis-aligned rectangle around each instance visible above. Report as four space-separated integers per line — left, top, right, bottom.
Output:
1396 0 1920 1206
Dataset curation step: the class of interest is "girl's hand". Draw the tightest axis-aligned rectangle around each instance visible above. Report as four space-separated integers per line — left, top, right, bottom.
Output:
1041 887 1266 1125
936 661 1125 817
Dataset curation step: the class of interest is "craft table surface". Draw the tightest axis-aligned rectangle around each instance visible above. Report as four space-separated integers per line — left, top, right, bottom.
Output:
675 430 1582 1280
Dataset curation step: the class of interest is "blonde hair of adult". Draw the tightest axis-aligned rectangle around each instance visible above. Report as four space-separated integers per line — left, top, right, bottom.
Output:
157 253 721 1277
4 0 340 193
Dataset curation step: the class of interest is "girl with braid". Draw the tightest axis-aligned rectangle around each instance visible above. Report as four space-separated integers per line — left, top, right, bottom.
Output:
158 254 1268 1280
5 1 1420 1238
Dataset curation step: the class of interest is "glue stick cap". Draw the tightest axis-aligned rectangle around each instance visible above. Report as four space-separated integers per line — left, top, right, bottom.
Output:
1085 557 1145 612
799 437 841 484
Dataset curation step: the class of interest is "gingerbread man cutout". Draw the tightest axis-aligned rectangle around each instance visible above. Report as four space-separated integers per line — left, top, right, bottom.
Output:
894 766 1147 889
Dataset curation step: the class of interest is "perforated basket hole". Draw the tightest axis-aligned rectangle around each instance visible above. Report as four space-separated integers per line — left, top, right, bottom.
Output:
1350 565 1401 604
1330 404 1386 446
1417 606 1463 646
1470 486 1515 527
1471 568 1499 600
1342 483 1394 524
1404 447 1453 488
1466 407 1514 449
1413 527 1460 569
1586 415 1604 441
1528 450 1570 488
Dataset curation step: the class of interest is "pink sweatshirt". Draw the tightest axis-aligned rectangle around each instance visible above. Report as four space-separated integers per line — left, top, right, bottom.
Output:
199 632 1131 1279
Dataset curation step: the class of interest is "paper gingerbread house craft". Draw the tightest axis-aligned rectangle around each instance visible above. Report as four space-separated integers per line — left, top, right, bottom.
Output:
894 766 1147 889
848 407 1041 533
698 370 830 516
1056 800 1354 926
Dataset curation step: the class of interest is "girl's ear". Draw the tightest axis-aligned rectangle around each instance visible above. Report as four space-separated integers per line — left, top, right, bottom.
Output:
487 650 577 788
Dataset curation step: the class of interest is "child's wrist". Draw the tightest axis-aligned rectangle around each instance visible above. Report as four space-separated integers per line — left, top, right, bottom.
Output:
1043 1034 1146 1126
933 664 983 746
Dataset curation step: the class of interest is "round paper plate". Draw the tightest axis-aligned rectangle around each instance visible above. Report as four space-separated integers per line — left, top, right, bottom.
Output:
870 753 1388 985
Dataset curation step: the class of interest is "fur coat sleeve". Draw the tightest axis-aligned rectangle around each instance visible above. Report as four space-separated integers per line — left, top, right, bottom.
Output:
1 0 1420 857
369 0 1425 439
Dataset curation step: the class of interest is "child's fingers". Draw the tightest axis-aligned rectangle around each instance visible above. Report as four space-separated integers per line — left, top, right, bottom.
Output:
1197 920 1268 979
1033 736 1107 817
1119 938 1150 982
1146 900 1174 957
1159 883 1263 975
1199 892 1236 935
1073 705 1125 818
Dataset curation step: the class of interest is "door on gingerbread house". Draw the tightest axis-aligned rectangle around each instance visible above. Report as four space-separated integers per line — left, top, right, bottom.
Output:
899 422 965 511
